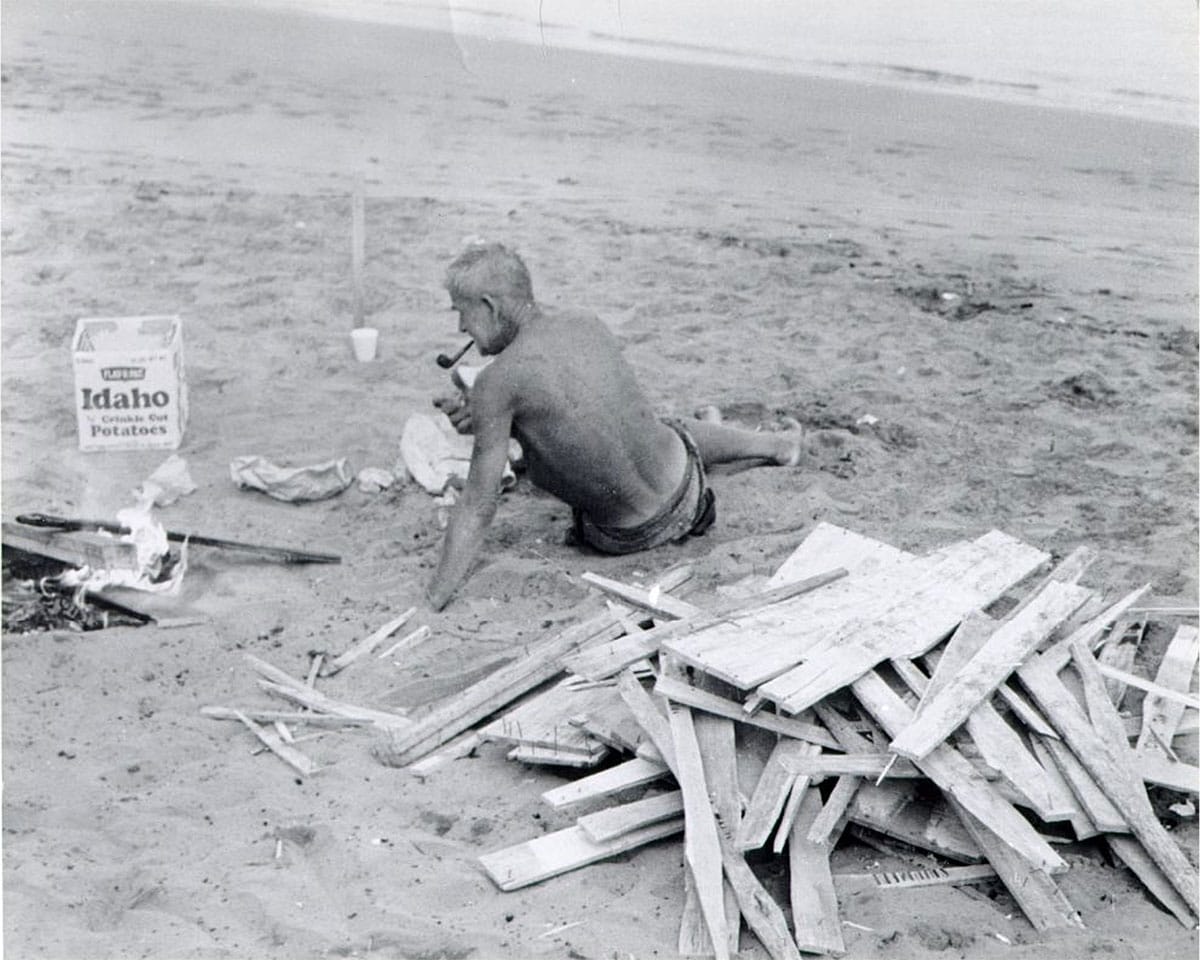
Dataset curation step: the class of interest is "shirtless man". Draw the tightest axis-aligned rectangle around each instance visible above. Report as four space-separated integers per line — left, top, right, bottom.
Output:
425 242 801 611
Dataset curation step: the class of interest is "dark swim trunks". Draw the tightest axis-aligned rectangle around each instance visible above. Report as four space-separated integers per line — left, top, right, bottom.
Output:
571 419 716 555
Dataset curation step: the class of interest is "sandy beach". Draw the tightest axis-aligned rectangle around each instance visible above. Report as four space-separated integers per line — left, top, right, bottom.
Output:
2 1 1197 957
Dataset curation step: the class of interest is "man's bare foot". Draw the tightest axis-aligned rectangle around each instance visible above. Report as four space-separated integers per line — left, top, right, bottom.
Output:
772 416 805 466
772 433 804 466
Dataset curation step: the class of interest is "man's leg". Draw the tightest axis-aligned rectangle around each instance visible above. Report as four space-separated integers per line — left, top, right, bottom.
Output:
686 420 803 467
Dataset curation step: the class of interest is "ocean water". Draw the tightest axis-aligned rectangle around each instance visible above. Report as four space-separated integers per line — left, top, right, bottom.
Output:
194 0 1196 126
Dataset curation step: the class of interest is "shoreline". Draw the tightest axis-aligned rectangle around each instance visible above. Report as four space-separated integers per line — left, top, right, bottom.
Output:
166 0 1199 128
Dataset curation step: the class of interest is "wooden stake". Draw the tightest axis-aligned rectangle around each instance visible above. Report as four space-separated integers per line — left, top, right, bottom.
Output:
378 625 432 660
351 187 365 328
324 608 416 676
668 704 729 959
235 710 319 777
788 790 846 955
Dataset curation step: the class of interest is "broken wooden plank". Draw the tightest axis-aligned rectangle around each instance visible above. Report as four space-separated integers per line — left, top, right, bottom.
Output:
617 669 678 770
890 581 1092 760
581 570 702 620
577 790 685 844
234 710 319 777
810 702 877 755
834 863 998 891
1004 545 1095 615
807 776 860 845
2 521 141 571
375 606 624 765
378 624 432 660
669 704 731 960
653 674 839 749
778 752 922 779
323 608 415 675
201 706 370 728
772 753 818 855
788 790 846 956
853 669 1065 873
569 711 647 755
563 567 847 681
738 738 814 851
489 720 605 755
1137 625 1200 757
767 521 909 589
479 819 684 891
1018 656 1200 915
763 533 1051 714
674 531 1046 699
616 671 739 958
1030 731 1126 834
508 743 609 768
996 682 1059 738
541 756 671 809
1027 734 1101 839
920 612 995 701
1073 637 1138 747
1134 755 1200 795
1098 664 1200 712
679 712 743 958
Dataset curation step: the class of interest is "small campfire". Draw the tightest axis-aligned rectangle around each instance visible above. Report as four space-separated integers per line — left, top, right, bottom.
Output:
1 549 149 632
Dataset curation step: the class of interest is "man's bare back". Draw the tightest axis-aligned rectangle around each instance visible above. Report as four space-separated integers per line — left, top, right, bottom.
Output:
479 307 688 528
425 242 800 610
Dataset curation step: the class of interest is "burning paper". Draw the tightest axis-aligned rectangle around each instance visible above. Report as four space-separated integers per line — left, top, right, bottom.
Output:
58 493 187 595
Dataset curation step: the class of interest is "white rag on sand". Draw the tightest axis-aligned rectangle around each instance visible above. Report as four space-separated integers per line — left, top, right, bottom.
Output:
399 412 518 496
229 456 355 502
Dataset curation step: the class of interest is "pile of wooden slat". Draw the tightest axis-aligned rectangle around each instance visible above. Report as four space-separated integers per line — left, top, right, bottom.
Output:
469 523 1199 958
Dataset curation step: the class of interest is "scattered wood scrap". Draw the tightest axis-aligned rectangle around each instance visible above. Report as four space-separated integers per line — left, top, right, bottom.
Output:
199 520 1199 958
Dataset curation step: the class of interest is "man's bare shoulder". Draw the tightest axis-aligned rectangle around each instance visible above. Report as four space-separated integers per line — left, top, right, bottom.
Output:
471 357 516 401
538 305 613 333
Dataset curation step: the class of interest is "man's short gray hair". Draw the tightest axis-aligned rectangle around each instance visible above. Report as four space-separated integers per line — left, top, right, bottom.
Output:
444 242 533 303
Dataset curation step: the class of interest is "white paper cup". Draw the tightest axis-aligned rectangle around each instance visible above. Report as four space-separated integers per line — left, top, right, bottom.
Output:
351 326 379 362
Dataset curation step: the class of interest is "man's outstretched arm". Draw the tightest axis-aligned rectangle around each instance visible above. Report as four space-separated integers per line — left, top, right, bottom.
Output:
425 383 512 611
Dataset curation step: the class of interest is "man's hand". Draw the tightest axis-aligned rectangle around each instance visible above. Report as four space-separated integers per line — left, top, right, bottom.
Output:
433 394 472 434
425 582 453 612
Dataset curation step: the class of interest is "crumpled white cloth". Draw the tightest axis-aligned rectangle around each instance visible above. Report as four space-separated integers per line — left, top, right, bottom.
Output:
399 412 517 496
229 455 354 502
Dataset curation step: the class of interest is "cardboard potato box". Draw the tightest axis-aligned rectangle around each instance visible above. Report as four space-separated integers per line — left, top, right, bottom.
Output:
73 315 188 451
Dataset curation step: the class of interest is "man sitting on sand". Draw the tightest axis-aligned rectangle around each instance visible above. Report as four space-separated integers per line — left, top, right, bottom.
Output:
425 242 802 611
